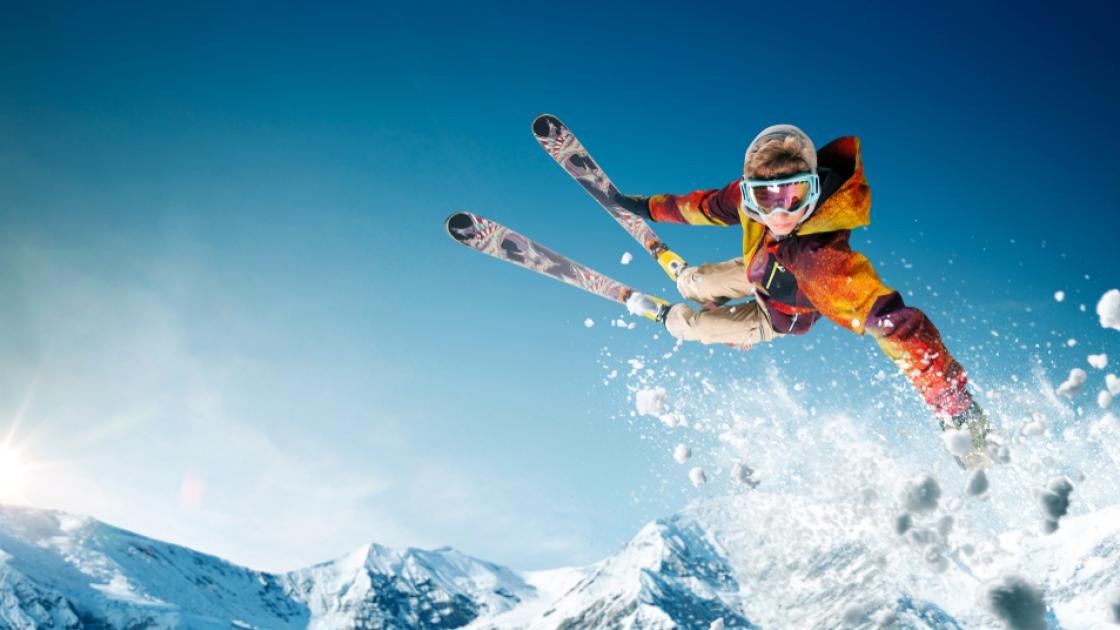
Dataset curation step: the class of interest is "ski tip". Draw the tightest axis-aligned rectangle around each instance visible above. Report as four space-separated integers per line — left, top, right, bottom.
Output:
531 113 563 137
445 211 477 243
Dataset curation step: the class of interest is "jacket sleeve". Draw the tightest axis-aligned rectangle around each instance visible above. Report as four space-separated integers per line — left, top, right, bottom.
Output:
647 179 742 226
784 231 972 417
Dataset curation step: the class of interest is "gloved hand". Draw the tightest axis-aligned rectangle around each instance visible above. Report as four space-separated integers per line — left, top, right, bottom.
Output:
614 194 652 220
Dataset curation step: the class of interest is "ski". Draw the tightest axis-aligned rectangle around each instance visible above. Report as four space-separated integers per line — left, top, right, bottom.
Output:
531 114 688 281
445 211 669 320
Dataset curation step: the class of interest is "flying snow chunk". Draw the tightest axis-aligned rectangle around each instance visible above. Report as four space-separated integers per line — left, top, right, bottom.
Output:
1054 290 1065 302
1037 476 1074 534
1066 338 1077 347
659 412 685 428
689 467 707 487
708 619 725 630
1100 390 1114 409
620 251 633 265
635 387 667 416
1022 413 1047 437
966 469 989 496
940 428 973 457
583 318 594 328
1097 288 1120 331
673 444 691 464
731 462 758 488
985 575 1047 630
1088 353 1108 369
1107 373 1120 396
1056 368 1088 398
901 474 941 514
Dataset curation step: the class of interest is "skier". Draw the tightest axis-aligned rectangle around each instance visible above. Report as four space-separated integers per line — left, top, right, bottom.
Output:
618 125 997 467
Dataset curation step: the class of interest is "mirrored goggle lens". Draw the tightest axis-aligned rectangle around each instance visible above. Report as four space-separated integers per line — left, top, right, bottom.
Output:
750 180 811 213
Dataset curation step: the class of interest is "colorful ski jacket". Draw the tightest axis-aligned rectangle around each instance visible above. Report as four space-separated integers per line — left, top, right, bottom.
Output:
646 137 972 417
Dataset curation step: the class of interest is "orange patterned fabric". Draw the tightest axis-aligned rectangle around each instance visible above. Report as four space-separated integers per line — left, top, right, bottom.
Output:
646 136 972 417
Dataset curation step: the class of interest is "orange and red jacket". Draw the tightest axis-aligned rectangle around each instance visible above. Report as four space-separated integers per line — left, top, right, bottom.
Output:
647 137 971 417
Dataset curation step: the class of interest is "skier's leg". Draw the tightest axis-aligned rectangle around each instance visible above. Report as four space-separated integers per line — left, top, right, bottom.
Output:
676 258 753 305
664 299 780 347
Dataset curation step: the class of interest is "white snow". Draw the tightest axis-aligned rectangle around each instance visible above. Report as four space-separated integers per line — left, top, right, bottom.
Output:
1066 338 1077 347
1054 290 1066 302
1107 373 1120 396
1022 413 1047 437
583 318 594 328
901 474 941 514
940 428 972 457
673 444 691 464
688 467 707 487
1099 391 1113 409
708 618 725 630
1088 353 1108 369
620 252 633 265
634 387 667 417
1097 289 1120 331
659 412 685 429
1056 368 1088 398
730 463 758 488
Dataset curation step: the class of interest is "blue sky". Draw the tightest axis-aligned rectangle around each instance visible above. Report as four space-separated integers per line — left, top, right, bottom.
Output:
2 2 1118 572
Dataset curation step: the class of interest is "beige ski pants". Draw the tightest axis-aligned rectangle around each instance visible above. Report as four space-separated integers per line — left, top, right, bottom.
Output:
664 258 782 348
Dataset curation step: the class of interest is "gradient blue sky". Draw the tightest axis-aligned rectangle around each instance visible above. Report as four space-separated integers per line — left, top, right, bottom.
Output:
2 2 1118 572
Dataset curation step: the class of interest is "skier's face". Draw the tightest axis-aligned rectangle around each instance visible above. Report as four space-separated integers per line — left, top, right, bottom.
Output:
763 207 808 236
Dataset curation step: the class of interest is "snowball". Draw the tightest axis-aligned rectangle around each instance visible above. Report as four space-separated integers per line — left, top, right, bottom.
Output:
1107 374 1120 396
635 387 667 416
1088 353 1108 369
1054 290 1065 302
620 251 633 265
1056 368 1088 398
1038 476 1073 534
902 474 941 514
940 428 973 457
673 444 691 464
1066 338 1077 347
1097 289 1120 331
966 469 989 496
985 575 1047 630
708 619 725 630
689 467 708 487
731 462 758 488
1022 414 1047 437
659 412 685 429
583 318 594 328
1100 390 1114 409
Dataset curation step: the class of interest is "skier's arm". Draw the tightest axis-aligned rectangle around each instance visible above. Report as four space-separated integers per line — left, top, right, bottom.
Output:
645 179 743 226
787 231 973 417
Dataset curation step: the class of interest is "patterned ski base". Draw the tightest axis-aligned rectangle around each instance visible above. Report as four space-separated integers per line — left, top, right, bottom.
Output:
532 114 686 279
446 211 636 305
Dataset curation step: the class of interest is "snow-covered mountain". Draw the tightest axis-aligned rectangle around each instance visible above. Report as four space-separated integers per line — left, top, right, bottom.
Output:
3 494 1118 629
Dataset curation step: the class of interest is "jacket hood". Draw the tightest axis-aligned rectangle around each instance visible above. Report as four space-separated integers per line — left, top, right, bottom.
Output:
796 136 871 236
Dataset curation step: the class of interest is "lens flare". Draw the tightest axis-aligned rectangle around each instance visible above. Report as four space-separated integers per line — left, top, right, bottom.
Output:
0 445 27 503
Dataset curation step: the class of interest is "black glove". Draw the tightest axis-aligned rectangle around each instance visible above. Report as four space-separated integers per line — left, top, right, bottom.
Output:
614 193 652 220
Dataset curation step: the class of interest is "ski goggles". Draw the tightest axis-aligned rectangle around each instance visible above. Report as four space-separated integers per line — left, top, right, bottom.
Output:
740 172 821 216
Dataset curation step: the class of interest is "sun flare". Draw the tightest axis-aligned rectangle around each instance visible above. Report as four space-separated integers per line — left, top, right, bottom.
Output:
0 445 27 503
